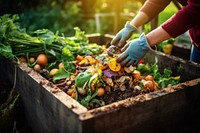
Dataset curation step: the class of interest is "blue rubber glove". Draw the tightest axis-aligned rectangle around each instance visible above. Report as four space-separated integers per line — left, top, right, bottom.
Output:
117 33 150 67
111 21 136 48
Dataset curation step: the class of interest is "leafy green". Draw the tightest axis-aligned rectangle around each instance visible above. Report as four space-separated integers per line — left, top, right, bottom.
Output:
75 71 92 87
81 90 98 107
137 63 180 89
73 27 88 45
0 43 15 60
19 1 83 36
52 68 71 83
0 14 105 84
89 99 105 107
136 63 151 74
0 14 103 62
63 61 76 73
61 47 75 61
156 38 175 53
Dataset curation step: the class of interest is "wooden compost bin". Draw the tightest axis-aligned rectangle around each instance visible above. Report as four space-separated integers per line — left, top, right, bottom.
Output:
171 43 191 60
0 34 200 133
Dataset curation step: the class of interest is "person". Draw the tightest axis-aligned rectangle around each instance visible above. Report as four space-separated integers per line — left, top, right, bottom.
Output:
111 0 200 67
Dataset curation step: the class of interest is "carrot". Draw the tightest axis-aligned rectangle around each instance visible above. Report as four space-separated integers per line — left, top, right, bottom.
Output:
76 55 84 61
78 58 88 65
99 64 108 70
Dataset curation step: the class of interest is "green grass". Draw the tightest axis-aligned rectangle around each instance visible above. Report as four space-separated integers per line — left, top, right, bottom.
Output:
158 2 178 26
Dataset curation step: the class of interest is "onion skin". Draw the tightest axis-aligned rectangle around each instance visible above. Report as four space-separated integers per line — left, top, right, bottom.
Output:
77 87 86 95
107 45 117 56
144 80 155 91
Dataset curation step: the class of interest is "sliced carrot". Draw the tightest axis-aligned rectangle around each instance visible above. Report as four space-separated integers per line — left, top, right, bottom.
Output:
78 58 88 65
99 64 108 70
71 92 76 99
67 89 74 96
76 55 84 61
88 57 96 65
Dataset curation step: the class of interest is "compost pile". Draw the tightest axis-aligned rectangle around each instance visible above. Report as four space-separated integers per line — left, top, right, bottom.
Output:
0 14 180 109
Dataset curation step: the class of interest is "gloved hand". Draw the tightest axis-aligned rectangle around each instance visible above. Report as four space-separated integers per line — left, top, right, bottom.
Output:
117 33 150 67
111 21 136 48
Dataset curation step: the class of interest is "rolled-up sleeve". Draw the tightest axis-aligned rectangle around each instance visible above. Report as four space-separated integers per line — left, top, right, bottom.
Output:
140 0 171 20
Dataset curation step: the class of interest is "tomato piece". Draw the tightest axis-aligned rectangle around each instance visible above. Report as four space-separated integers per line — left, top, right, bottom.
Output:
108 58 121 72
137 59 143 64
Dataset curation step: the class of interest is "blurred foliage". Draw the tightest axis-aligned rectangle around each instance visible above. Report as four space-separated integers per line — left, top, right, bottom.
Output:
93 0 143 34
94 0 142 13
158 2 178 26
19 1 83 36
17 0 144 35
156 39 175 54
0 0 177 35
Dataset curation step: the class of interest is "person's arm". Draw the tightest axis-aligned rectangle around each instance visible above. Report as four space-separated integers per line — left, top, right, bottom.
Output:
129 0 171 28
129 11 149 28
111 0 171 47
146 26 171 47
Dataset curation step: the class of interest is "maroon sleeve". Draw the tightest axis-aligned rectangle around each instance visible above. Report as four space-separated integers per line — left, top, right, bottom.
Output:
162 0 200 38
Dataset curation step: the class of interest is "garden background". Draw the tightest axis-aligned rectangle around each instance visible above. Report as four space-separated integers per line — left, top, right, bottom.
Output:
0 0 178 36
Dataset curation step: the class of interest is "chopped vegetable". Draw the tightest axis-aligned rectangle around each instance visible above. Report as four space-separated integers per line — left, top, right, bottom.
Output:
76 55 84 61
156 39 175 54
58 62 64 69
49 68 58 77
133 70 141 81
145 75 154 81
33 64 41 72
103 69 118 78
52 68 71 83
75 71 92 87
36 53 48 67
97 87 105 97
85 56 96 65
77 87 87 95
163 44 173 54
29 57 35 64
0 14 182 110
107 45 120 56
144 80 154 91
108 58 121 72
99 64 108 70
